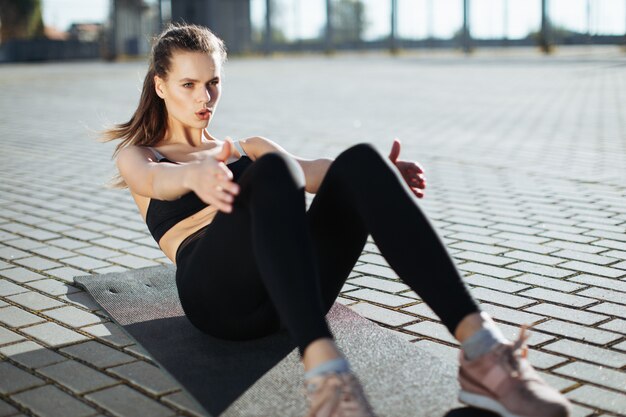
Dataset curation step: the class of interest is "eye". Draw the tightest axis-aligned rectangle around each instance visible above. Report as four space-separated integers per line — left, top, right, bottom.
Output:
209 80 220 86
182 82 193 88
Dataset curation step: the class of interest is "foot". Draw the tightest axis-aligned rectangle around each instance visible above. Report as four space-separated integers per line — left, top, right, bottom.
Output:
458 326 571 417
304 372 376 417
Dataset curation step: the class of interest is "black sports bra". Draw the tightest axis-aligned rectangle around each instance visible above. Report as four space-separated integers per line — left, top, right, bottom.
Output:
144 142 252 244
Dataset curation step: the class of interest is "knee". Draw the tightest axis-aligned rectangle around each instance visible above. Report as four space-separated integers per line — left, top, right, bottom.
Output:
252 152 306 189
334 143 390 173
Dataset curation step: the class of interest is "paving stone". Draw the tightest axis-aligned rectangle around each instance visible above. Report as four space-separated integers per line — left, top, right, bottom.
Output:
560 261 624 278
85 385 175 417
554 361 626 392
526 349 569 369
61 256 111 271
569 274 626 293
0 279 28 296
11 385 95 417
348 303 416 327
542 339 626 368
412 340 459 364
588 302 626 319
107 255 159 269
89 237 136 250
446 224 498 236
497 240 558 254
453 251 515 266
25 279 80 296
448 232 502 245
401 302 438 320
464 274 530 292
122 344 153 361
577 287 626 305
480 303 544 325
347 288 414 307
32 246 76 259
539 231 597 244
546 240 607 254
525 303 608 326
47 238 90 250
538 371 577 392
566 385 626 415
534 320 622 345
42 306 103 328
0 398 17 417
0 341 66 368
592 239 626 251
599 319 626 334
44 267 89 283
519 288 596 308
492 232 551 244
6 292 65 311
81 322 134 347
162 391 210 417
62 230 104 242
551 250 616 266
37 360 118 394
2 238 46 252
347 276 409 293
0 306 44 328
0 361 45 394
507 262 575 278
108 361 180 396
13 257 62 271
0 247 29 261
512 274 585 292
122 245 165 260
353 263 398 280
336 296 356 305
0 268 45 284
60 291 103 311
458 262 519 278
21 322 88 347
613 340 626 351
0 326 25 345
92 265 129 275
59 341 135 368
470 287 535 308
602 250 626 260
503 250 566 266
75 246 121 260
404 321 458 345
449 241 509 255
340 283 358 293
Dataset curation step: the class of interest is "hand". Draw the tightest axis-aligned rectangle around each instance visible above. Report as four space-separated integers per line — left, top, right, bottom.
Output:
388 138 426 199
184 140 240 212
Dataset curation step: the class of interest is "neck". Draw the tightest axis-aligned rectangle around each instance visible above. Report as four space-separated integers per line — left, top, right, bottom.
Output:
164 123 216 147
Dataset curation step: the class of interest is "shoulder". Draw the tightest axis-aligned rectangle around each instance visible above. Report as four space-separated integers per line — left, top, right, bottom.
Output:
117 145 157 165
239 136 287 160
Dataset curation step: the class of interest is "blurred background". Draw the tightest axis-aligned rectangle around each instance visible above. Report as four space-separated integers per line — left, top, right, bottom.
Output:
0 0 624 62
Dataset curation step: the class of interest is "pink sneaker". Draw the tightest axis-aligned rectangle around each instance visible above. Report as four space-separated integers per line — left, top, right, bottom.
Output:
304 372 376 417
459 326 571 417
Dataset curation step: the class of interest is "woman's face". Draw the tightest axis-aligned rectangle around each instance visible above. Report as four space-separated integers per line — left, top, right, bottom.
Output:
155 50 222 130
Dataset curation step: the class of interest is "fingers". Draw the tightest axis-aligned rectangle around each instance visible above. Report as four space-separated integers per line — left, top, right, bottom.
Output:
388 138 401 163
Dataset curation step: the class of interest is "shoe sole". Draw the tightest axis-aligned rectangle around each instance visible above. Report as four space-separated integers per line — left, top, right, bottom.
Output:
459 390 526 417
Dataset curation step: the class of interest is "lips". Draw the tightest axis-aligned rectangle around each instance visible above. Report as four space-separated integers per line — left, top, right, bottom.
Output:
196 109 212 120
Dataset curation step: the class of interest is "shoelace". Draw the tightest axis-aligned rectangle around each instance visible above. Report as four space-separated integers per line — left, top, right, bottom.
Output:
507 324 533 377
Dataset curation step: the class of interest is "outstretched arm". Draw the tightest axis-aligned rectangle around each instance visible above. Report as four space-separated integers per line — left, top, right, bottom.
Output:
244 136 426 197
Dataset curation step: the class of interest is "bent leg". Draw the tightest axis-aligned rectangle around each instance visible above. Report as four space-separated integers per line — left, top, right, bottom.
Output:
308 143 479 334
176 152 332 355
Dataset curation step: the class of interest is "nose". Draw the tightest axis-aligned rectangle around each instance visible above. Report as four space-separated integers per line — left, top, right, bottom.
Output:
198 87 211 104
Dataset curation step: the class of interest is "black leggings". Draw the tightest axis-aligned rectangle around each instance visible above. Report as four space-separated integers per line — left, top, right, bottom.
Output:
175 143 479 355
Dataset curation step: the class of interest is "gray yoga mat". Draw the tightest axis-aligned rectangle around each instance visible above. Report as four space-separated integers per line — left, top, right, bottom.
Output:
74 266 495 417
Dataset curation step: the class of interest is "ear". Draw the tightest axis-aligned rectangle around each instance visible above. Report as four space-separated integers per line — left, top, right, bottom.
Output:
154 75 165 99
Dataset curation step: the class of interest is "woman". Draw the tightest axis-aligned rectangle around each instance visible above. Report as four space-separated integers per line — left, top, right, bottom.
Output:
103 24 571 417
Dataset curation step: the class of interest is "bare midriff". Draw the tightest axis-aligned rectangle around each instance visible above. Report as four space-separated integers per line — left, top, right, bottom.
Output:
131 192 219 265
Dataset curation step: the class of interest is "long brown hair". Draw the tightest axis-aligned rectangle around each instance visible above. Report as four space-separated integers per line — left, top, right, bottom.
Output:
101 23 227 188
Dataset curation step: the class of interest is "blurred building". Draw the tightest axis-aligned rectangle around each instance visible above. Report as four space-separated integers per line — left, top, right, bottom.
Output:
170 0 252 53
68 23 104 42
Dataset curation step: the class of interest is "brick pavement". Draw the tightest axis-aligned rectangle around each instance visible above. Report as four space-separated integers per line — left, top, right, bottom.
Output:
0 48 625 416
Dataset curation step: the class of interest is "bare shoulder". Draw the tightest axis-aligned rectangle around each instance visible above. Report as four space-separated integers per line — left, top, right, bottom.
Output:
239 136 288 160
